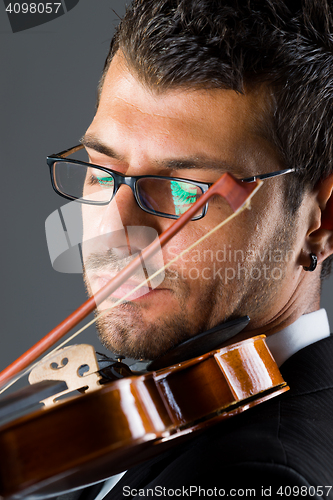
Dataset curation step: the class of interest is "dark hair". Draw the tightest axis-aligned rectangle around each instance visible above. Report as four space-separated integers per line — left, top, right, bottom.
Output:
102 0 333 278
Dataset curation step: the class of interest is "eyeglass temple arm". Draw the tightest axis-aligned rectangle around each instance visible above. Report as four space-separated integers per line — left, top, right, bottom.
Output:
241 168 295 183
0 174 260 388
48 144 84 159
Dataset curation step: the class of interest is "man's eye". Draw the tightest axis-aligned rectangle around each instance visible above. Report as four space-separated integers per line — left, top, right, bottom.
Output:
87 173 114 187
170 181 200 215
96 176 114 187
171 181 198 202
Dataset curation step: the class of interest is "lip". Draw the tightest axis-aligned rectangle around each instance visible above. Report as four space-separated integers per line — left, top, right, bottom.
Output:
90 273 168 302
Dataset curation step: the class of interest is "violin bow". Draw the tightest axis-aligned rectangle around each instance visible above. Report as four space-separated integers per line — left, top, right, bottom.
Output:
0 173 261 389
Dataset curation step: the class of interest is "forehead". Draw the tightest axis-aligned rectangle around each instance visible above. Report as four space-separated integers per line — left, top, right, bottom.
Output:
88 52 280 175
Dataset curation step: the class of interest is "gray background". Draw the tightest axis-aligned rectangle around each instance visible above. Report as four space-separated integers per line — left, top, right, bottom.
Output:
0 0 128 376
0 0 332 378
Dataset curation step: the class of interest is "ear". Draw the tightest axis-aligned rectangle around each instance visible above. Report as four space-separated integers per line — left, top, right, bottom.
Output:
305 173 333 265
320 173 333 230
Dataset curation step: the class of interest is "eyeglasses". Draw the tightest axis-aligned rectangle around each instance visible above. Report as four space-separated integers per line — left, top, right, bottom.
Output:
47 144 295 221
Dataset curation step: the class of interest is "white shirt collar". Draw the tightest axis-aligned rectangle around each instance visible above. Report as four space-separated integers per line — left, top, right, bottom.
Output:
265 308 330 367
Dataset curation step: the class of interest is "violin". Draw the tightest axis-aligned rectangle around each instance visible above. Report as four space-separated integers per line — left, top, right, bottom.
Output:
0 173 289 499
0 337 288 499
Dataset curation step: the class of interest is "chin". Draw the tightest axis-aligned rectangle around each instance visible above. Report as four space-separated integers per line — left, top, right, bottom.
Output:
95 303 199 361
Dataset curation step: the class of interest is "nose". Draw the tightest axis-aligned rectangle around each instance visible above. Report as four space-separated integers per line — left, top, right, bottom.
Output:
100 184 145 229
96 184 163 258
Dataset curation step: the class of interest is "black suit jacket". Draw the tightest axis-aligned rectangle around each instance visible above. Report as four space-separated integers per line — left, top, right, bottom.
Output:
58 336 333 500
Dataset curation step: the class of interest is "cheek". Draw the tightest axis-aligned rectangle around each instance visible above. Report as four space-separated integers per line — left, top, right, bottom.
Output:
82 207 100 242
163 210 265 277
164 223 206 262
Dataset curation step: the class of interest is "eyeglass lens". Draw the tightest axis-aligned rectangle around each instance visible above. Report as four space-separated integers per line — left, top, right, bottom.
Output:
52 161 204 217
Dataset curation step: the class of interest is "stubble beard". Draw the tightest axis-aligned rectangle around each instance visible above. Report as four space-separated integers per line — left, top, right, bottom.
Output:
94 297 197 360
83 253 215 360
83 216 295 361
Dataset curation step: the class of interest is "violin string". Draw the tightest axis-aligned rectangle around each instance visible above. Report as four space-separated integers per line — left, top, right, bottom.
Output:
0 185 261 395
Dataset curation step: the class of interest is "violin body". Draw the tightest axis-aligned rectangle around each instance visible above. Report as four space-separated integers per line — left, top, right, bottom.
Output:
0 336 288 499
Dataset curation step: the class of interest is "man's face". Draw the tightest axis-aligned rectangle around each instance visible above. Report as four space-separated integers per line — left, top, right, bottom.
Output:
82 52 303 360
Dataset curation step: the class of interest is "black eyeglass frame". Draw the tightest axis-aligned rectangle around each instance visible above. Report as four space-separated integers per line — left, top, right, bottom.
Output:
47 144 295 221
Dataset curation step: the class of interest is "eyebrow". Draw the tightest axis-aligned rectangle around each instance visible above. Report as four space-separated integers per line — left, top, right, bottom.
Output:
81 135 126 162
80 134 239 174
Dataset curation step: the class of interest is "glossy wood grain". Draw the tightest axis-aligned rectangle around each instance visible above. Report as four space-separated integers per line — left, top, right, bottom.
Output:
0 336 288 499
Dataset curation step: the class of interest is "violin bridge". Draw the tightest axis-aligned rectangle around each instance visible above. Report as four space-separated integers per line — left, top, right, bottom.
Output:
28 344 102 407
